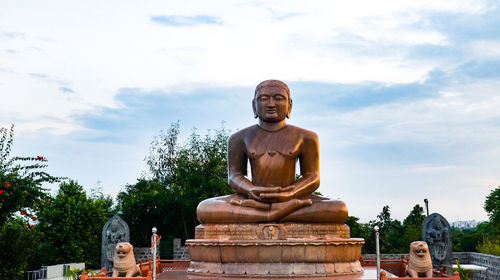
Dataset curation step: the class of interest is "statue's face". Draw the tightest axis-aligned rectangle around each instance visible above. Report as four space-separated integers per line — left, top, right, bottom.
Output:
253 86 291 122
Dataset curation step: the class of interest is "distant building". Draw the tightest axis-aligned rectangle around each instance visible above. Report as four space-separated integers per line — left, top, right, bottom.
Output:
451 220 483 229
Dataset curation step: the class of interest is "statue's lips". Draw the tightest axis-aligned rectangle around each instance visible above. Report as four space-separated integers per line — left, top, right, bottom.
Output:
416 249 427 256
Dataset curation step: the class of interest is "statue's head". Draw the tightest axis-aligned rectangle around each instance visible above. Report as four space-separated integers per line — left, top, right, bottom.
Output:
253 80 293 122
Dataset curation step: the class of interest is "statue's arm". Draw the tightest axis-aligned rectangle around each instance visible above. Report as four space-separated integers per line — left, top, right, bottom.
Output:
291 131 320 197
227 133 254 197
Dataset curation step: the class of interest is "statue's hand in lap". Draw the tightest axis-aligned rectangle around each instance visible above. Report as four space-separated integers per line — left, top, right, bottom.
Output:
249 186 294 202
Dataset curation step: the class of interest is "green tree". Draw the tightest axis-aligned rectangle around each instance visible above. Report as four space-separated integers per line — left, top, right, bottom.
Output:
37 180 115 268
369 205 405 253
346 216 373 254
117 179 175 247
0 218 40 280
402 204 425 245
484 186 500 232
450 187 500 255
0 125 62 278
0 125 61 224
118 122 232 246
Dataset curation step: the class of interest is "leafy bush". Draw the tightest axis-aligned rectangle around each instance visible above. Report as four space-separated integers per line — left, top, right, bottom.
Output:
477 237 500 256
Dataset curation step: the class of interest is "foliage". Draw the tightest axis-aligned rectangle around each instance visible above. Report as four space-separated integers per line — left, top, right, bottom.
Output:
36 180 115 268
451 226 485 252
476 236 500 256
118 122 232 245
0 125 63 278
451 186 499 254
367 205 406 253
448 187 500 255
0 218 40 280
64 268 97 280
64 268 83 280
450 260 472 280
116 179 174 247
346 216 373 254
484 186 500 232
402 204 426 246
346 204 426 254
0 125 62 224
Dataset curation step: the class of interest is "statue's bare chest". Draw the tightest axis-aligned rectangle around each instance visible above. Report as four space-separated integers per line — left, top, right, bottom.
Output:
244 129 303 160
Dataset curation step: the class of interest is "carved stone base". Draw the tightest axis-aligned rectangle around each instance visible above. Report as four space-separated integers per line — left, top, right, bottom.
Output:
195 223 350 240
186 238 364 277
188 260 363 277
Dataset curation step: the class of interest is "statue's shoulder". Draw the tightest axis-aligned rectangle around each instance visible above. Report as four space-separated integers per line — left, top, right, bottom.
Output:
286 124 318 141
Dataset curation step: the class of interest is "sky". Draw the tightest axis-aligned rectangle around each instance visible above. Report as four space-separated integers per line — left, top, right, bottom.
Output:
1 0 499 223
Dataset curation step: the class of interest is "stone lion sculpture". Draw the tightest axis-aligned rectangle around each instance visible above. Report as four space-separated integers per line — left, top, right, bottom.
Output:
407 241 433 278
112 242 141 277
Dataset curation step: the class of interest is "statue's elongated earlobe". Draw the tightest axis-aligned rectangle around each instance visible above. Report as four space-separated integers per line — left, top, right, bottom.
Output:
252 99 258 118
286 98 293 118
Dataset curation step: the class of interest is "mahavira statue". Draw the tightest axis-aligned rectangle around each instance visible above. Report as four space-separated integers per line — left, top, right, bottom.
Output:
196 80 348 224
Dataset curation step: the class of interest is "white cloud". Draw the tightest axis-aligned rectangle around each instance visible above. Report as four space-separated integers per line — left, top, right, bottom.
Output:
1 0 495 134
472 40 500 57
1 0 499 222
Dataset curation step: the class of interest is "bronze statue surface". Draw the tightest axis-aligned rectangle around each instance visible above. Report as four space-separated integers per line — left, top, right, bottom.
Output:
196 80 347 224
187 80 363 277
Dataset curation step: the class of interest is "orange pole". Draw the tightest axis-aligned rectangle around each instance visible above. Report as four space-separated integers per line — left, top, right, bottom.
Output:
81 271 87 280
380 270 387 280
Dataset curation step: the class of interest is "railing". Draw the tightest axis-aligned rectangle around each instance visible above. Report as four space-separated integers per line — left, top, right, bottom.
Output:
360 255 408 277
158 259 190 272
82 258 462 279
80 271 152 280
25 267 46 280
81 258 159 280
360 256 461 279
80 259 190 280
380 270 461 280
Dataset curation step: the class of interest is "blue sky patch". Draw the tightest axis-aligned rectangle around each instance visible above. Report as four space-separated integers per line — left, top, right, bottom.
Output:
151 15 221 26
59 87 74 93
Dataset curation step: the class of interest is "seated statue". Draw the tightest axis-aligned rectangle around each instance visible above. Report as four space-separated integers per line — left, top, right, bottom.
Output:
197 80 348 224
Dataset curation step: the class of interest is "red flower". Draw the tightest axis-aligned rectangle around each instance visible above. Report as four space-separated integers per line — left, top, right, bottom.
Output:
45 198 50 202
4 181 9 187
30 225 34 229
33 216 37 221
36 156 43 160
21 211 26 215
13 183 16 187
0 190 3 195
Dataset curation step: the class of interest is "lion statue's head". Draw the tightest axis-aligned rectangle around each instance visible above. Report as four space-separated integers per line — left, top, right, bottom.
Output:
408 241 433 273
113 242 138 273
